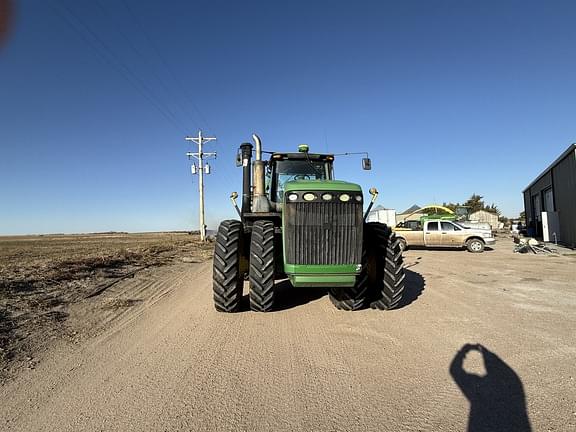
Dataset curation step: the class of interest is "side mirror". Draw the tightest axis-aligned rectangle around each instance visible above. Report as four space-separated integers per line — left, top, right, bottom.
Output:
236 150 242 167
362 158 372 170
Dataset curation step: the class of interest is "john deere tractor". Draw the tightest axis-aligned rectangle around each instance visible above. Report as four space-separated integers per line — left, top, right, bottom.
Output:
212 134 405 312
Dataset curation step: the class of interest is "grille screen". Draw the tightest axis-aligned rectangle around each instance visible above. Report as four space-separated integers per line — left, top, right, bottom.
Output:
284 201 363 265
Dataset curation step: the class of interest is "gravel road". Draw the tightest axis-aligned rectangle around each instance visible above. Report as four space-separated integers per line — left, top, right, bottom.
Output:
1 243 575 431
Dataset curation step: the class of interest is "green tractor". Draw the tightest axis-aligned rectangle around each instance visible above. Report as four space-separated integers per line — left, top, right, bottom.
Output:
212 134 405 312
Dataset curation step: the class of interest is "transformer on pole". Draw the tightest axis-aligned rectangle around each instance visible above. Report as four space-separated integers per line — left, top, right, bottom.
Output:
185 130 217 241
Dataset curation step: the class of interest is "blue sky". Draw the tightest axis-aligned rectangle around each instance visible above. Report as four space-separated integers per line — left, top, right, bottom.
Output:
1 0 575 234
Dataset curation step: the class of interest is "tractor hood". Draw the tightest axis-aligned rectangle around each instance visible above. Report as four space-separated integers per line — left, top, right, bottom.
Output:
284 180 362 193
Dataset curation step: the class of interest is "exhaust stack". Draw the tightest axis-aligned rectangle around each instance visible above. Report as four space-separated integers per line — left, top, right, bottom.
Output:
251 133 271 213
239 142 253 215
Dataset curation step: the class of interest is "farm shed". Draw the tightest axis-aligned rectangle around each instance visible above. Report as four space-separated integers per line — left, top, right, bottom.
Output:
523 143 576 248
469 210 499 229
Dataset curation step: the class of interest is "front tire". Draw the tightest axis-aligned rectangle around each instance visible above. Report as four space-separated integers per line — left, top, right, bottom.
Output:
212 220 244 313
329 269 369 311
365 223 406 310
466 238 485 253
249 221 276 312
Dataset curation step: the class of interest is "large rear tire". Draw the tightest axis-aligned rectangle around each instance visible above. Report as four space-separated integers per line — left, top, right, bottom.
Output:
212 220 244 313
328 271 369 311
249 221 276 312
329 229 370 311
365 222 406 310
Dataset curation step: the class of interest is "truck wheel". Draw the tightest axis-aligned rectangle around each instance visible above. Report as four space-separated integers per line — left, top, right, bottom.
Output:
365 222 406 310
328 264 369 311
466 238 485 253
249 220 276 312
212 220 244 313
398 238 407 252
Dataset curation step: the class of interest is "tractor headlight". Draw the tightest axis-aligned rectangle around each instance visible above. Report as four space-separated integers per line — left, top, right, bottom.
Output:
321 193 333 201
355 195 362 202
303 192 317 201
339 193 350 202
287 193 298 201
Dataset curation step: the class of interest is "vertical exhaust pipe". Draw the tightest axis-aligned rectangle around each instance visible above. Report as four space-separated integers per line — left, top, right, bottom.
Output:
239 142 253 215
251 134 270 213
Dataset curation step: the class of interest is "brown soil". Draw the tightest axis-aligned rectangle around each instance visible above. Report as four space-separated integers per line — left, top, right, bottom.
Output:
0 232 213 380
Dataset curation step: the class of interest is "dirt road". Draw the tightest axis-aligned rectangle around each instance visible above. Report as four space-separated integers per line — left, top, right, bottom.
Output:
1 243 575 431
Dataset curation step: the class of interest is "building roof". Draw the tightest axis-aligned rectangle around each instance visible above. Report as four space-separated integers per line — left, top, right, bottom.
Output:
400 204 421 215
523 143 576 193
470 209 498 216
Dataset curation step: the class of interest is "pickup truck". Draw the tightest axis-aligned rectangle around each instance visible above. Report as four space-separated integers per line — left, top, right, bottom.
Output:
394 220 495 253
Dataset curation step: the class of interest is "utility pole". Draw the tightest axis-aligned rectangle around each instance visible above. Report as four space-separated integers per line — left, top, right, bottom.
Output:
186 130 216 241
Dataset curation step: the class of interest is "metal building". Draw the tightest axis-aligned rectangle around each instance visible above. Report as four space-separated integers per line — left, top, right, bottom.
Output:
523 144 576 248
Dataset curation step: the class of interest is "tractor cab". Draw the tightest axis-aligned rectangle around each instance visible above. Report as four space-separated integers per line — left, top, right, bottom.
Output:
267 149 335 204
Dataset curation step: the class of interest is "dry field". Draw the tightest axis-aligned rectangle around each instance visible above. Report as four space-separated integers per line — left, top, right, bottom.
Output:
0 232 213 380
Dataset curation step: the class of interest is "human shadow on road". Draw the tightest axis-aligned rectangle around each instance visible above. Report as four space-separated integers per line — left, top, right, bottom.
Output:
450 344 532 432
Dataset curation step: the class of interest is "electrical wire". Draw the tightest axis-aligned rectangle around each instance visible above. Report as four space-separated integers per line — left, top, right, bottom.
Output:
94 0 205 134
120 0 217 136
53 1 188 133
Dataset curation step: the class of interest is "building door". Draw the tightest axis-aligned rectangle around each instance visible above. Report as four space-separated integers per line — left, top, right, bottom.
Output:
532 194 542 237
543 188 554 212
533 194 541 221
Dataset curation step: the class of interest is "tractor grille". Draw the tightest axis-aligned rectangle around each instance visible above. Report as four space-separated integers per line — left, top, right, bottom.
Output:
284 200 363 265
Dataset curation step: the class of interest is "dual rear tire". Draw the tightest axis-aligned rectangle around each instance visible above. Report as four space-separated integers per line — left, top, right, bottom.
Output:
212 220 275 313
329 222 405 311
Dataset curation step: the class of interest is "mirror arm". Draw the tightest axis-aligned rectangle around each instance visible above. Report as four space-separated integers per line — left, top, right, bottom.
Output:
363 187 379 221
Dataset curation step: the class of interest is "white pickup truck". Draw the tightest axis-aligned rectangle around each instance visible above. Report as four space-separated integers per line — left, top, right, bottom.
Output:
394 220 496 253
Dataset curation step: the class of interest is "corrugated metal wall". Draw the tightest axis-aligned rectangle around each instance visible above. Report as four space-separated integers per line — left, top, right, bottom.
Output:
552 151 576 247
524 148 576 248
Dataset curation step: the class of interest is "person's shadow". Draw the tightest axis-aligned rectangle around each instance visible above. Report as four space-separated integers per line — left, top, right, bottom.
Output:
450 344 532 432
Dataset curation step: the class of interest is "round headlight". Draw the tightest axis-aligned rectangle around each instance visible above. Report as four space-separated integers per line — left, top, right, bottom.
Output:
303 192 317 201
339 193 350 202
321 193 333 201
355 195 362 202
287 193 298 201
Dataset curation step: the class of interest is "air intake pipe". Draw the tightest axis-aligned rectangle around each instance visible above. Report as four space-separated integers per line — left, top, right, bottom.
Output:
239 142 253 215
251 133 271 213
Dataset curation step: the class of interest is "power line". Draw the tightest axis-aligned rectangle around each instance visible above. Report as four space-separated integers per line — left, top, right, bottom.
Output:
53 1 188 133
120 0 216 136
94 0 205 133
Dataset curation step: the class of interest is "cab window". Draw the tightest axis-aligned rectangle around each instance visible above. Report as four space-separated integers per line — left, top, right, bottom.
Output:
271 160 331 202
427 222 439 231
441 222 455 231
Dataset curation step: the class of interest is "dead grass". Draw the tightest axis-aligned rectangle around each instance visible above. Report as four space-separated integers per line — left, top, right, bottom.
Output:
0 232 213 380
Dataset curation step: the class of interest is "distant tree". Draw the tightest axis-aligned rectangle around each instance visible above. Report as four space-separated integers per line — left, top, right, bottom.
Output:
485 203 501 216
519 211 526 221
443 202 460 212
464 194 485 213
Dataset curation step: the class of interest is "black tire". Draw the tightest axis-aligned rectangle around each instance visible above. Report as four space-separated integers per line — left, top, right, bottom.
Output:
249 221 276 312
365 222 406 310
212 220 244 312
328 271 369 311
466 238 485 253
329 228 371 311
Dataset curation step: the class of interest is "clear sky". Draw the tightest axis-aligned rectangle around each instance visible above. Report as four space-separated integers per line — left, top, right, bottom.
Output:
1 0 575 235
